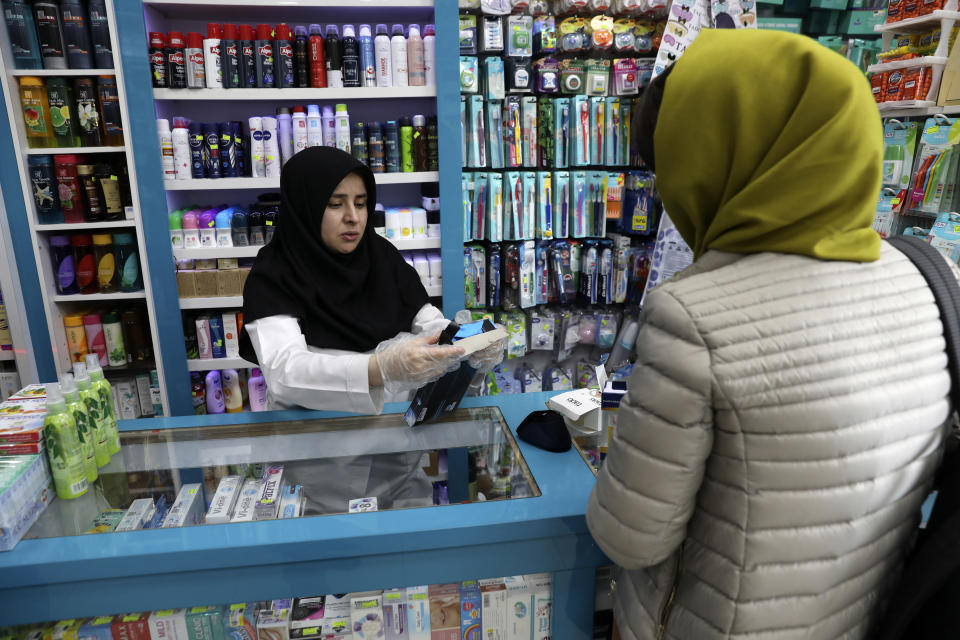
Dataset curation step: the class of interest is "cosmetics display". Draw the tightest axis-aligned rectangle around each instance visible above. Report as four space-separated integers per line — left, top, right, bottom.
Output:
168 201 279 250
18 75 124 150
183 311 244 364
61 306 152 368
149 22 436 90
3 0 113 70
50 233 144 296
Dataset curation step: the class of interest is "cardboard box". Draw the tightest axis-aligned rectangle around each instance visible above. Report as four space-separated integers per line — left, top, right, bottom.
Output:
230 478 262 522
459 582 482 640
478 579 508 640
838 8 886 33
205 475 242 525
428 584 460 640
527 574 553 640
217 269 243 297
382 589 407 640
176 271 198 298
350 593 385 640
224 605 257 640
148 610 188 640
112 613 152 640
238 268 251 292
78 617 117 640
45 620 83 640
254 465 284 520
162 484 204 528
504 577 532 640
256 609 290 640
290 596 326 636
185 607 223 640
194 271 220 298
217 258 239 270
406 586 430 640
322 595 352 638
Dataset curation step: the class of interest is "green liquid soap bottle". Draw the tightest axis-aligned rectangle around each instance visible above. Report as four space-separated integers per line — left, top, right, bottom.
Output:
85 353 120 455
42 383 89 500
74 361 110 467
60 372 98 483
399 116 414 173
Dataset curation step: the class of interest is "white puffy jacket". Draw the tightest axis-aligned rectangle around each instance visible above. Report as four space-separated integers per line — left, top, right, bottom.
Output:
586 244 953 640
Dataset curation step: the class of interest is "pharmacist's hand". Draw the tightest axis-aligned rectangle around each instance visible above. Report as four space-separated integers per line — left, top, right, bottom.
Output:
468 332 507 373
374 334 465 394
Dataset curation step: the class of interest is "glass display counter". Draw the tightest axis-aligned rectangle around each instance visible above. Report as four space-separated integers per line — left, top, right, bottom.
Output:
0 394 606 640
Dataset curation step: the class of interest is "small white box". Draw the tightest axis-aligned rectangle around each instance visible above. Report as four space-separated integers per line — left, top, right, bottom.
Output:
256 609 291 640
350 593 384 640
115 379 140 419
135 373 154 417
205 475 243 524
405 586 430 640
115 498 156 532
527 573 552 640
322 595 352 638
222 312 240 358
504 576 532 640
149 609 189 640
479 578 508 640
162 483 204 528
231 478 262 523
279 484 303 519
382 589 407 640
348 497 378 513
254 465 285 520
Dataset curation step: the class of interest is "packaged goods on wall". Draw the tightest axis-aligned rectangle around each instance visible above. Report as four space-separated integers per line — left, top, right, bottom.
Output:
30 154 133 225
169 199 279 250
19 75 123 149
3 0 113 70
148 22 437 90
62 307 153 368
50 233 143 296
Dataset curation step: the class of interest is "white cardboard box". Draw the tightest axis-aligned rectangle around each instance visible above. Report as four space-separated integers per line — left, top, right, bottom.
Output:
205 475 242 524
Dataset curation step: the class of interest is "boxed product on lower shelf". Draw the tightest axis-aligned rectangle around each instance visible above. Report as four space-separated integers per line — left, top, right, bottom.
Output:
0 454 54 551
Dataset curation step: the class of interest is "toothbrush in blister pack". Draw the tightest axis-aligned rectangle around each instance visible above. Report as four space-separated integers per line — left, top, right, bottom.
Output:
522 96 538 168
464 244 486 309
501 242 520 310
468 95 486 168
580 240 599 304
598 240 613 304
519 240 536 308
535 241 550 305
487 172 503 242
907 115 960 215
488 245 501 308
549 240 576 304
462 174 472 242
522 171 537 239
504 171 522 240
487 100 505 170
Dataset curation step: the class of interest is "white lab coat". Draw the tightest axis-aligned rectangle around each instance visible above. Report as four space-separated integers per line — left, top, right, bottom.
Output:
245 303 449 514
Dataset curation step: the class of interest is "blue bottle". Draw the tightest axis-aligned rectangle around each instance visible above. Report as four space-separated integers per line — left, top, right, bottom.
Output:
231 121 245 176
358 24 375 88
219 121 237 177
384 120 400 173
209 315 226 358
3 0 42 69
188 122 205 178
28 155 63 223
60 0 94 69
203 123 222 178
86 0 112 68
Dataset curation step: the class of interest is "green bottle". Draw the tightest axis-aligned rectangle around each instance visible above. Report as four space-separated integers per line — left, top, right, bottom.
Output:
85 354 121 455
399 116 414 173
882 142 904 188
42 383 89 500
74 361 110 467
45 78 81 148
61 372 98 483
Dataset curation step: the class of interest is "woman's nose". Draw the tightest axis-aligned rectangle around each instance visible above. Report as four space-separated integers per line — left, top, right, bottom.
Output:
342 204 360 223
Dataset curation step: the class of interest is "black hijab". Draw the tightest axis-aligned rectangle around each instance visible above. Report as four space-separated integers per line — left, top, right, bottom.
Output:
240 147 429 361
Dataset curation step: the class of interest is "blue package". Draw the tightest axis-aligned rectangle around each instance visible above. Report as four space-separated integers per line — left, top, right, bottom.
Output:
146 494 169 528
209 314 226 358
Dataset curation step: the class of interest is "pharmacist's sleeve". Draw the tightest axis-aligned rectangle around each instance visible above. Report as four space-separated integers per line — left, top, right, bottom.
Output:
410 303 450 337
586 289 713 569
246 315 383 415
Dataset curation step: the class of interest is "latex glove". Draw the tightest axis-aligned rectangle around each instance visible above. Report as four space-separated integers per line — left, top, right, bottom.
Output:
374 334 465 394
468 334 507 373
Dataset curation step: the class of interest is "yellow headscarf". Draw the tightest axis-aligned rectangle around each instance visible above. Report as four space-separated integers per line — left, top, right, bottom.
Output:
654 29 882 262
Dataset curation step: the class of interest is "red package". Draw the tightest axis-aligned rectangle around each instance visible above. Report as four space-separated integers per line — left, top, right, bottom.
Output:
112 614 151 640
871 72 888 102
886 70 905 101
887 0 904 21
919 0 943 15
902 0 920 18
920 67 933 100
900 67 923 100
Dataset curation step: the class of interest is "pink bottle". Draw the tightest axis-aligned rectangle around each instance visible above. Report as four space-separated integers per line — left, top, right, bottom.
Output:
182 209 201 248
82 314 108 367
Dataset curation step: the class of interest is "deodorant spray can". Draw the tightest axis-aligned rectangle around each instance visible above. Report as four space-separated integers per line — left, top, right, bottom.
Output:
188 121 205 178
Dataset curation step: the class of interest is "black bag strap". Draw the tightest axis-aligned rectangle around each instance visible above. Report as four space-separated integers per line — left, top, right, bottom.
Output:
888 236 960 409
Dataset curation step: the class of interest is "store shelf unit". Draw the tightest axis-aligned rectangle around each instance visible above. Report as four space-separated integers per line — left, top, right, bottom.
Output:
172 236 440 260
34 221 138 232
0 0 172 413
153 87 437 101
163 171 440 190
187 356 253 371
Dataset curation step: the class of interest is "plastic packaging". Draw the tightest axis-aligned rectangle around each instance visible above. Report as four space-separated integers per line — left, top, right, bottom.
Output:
86 0 112 68
196 315 212 359
45 77 79 147
74 361 109 467
77 164 104 222
374 334 464 394
4 0 42 69
73 77 102 145
249 368 268 411
85 354 120 453
93 163 123 220
49 235 77 294
96 76 123 145
92 233 116 292
19 77 54 148
55 155 84 223
60 372 97 483
64 313 88 362
114 232 142 292
101 312 126 367
121 309 151 362
42 383 89 500
33 2 67 69
83 313 107 367
60 0 93 67
222 369 243 413
30 155 62 223
390 24 408 87
205 371 225 414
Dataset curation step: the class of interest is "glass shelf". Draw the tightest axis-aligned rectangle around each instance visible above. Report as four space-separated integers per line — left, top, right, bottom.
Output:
25 406 538 539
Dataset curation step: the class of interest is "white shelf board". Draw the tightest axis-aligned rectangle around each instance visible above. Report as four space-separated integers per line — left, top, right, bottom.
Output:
10 69 115 76
0 351 14 361
425 284 441 297
392 237 441 251
144 0 433 5
867 56 948 73
54 291 147 302
164 171 438 190
173 246 263 259
36 221 137 231
179 296 244 309
187 357 255 371
880 104 960 117
153 87 436 101
25 145 125 155
875 10 960 32
878 99 938 114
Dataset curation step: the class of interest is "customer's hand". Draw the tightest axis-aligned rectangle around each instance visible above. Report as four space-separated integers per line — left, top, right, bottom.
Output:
374 334 465 394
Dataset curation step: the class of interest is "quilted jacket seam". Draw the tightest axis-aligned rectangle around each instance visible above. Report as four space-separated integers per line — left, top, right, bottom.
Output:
728 376 946 411
735 404 948 437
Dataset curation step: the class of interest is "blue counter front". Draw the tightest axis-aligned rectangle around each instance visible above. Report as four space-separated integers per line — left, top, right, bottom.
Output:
0 393 608 639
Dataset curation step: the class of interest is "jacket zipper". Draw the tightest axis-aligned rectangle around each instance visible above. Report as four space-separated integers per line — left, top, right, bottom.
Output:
657 543 685 640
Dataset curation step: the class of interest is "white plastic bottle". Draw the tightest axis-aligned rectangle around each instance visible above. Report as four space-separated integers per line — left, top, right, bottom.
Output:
306 104 322 147
248 368 267 412
322 105 336 147
334 103 351 154
202 25 222 89
423 24 436 87
171 122 191 180
261 116 281 178
390 23 408 87
374 23 392 88
222 369 243 413
407 24 425 87
277 107 293 166
248 116 266 177
156 119 175 179
292 109 308 155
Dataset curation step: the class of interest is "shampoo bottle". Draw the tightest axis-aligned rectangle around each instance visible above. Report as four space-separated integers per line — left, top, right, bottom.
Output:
60 373 97 483
222 369 243 413
205 370 225 414
249 368 268 411
321 105 336 147
307 104 323 147
42 383 89 500
202 22 222 88
85 354 120 455
74 362 109 468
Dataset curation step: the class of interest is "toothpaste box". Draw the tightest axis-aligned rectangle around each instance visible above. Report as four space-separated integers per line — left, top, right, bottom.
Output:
115 498 156 532
459 582 482 640
478 578 508 640
111 613 152 640
45 619 84 640
254 465 285 520
162 484 204 528
526 573 552 640
147 495 169 529
185 606 224 640
289 596 326 639
351 593 384 640
321 595 353 638
78 616 116 640
231 478 262 523
86 509 126 534
256 609 290 640
382 589 408 640
149 610 189 640
205 475 243 524
278 483 302 519
223 604 259 640
272 600 293 612
503 577 532 640
428 584 460 640
405 586 430 640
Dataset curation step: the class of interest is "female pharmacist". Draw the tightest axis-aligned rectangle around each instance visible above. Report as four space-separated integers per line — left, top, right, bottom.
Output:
241 146 501 513
586 30 953 640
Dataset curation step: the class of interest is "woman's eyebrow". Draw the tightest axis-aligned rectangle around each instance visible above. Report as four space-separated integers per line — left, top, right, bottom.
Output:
328 192 365 199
